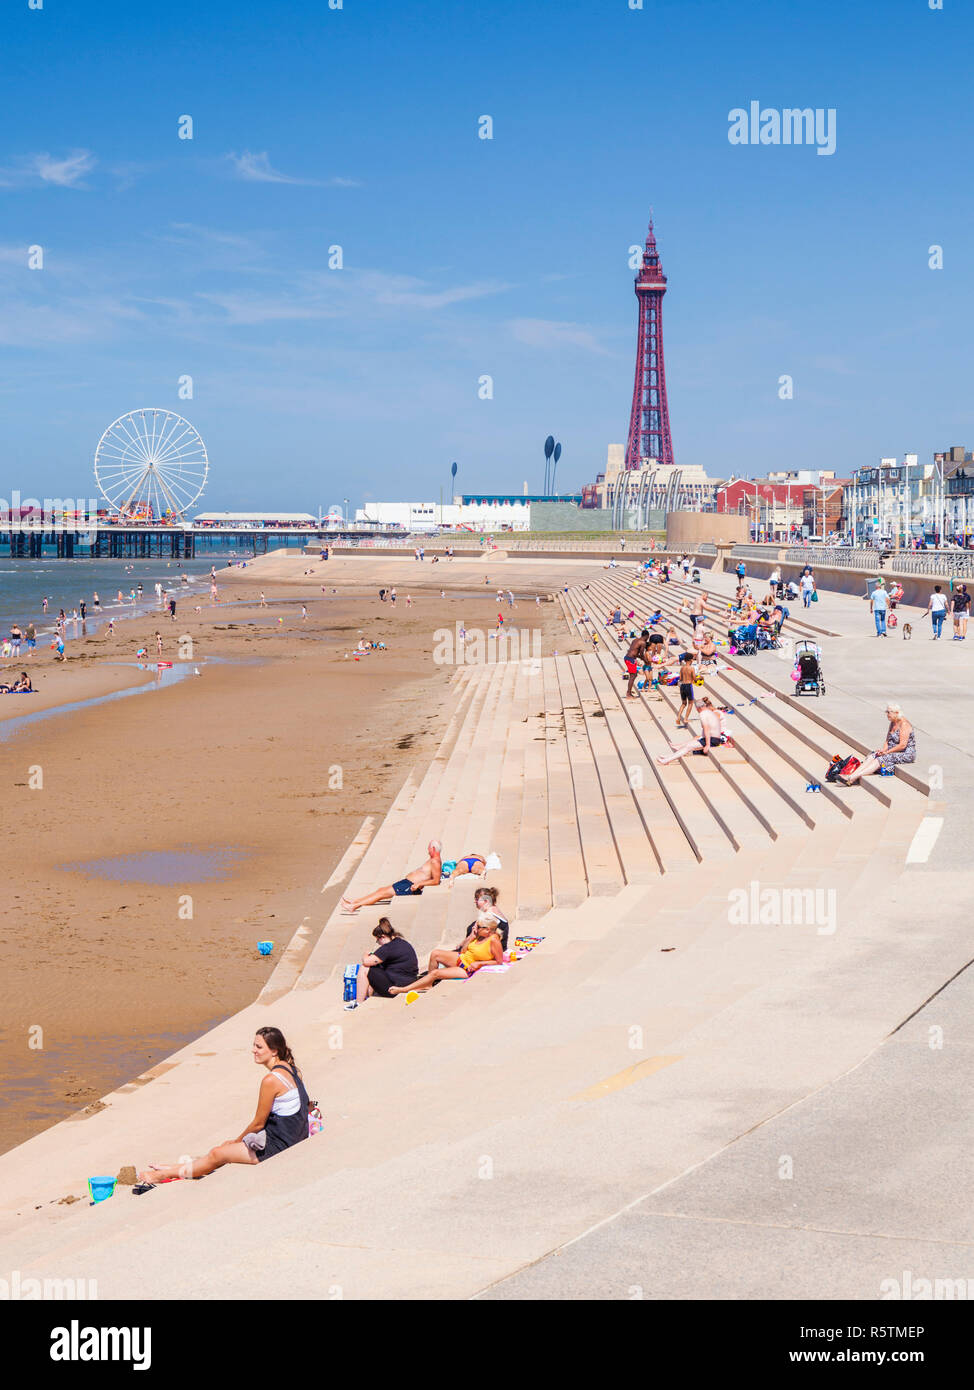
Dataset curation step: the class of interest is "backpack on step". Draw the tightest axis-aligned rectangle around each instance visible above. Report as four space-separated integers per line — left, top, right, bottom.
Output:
826 753 861 782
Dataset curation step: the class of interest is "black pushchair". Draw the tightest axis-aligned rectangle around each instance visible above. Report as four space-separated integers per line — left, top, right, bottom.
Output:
793 639 825 696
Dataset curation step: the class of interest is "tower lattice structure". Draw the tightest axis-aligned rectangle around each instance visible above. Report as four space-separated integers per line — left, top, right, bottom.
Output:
624 219 674 471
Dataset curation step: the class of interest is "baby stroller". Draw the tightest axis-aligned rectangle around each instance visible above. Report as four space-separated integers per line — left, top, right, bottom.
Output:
728 622 758 655
793 639 825 697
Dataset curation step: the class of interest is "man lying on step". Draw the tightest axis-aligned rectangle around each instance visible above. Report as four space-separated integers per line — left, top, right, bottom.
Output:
341 840 442 913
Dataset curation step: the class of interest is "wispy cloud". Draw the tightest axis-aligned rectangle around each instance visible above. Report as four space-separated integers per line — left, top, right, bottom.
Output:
226 151 361 187
509 317 608 354
195 290 337 325
0 149 96 189
35 150 96 186
227 151 307 184
359 271 512 310
166 222 257 250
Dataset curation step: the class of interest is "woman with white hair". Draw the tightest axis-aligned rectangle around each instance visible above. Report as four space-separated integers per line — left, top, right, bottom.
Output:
839 703 916 784
389 916 503 994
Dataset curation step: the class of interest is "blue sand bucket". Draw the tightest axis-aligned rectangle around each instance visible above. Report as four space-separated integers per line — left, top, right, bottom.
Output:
88 1176 116 1203
258 941 274 956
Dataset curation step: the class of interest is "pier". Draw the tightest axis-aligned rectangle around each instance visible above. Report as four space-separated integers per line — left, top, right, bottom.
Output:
1 523 400 560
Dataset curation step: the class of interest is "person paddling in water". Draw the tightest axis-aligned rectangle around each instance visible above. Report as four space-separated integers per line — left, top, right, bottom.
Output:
341 840 442 913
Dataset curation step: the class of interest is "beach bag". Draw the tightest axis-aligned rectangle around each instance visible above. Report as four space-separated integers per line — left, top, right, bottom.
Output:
811 591 819 602
826 754 860 782
825 753 854 783
888 612 898 629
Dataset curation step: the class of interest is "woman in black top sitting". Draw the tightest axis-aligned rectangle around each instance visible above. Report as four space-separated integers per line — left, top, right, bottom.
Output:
353 919 418 1004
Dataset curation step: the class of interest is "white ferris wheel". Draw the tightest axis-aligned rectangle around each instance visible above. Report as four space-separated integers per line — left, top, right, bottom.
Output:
94 408 208 521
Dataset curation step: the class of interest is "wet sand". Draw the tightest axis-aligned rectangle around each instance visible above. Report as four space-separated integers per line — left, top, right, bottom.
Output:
0 556 566 1153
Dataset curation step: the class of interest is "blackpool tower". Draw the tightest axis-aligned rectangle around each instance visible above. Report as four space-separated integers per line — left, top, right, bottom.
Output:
624 218 675 471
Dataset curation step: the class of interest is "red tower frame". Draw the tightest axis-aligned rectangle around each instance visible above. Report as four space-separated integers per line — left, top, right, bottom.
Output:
624 219 674 471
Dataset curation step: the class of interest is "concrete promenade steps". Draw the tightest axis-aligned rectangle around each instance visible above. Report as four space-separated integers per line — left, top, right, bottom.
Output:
0 566 947 1299
0 768 941 1301
559 581 918 857
581 571 929 812
596 563 841 641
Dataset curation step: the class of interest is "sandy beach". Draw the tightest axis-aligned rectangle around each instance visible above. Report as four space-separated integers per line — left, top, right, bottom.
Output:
0 549 569 1153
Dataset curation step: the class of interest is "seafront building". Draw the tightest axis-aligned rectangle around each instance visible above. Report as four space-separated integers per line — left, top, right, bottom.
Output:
844 449 974 545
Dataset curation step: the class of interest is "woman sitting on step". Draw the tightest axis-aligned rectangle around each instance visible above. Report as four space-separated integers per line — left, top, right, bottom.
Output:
389 917 503 995
656 697 728 765
349 919 419 1005
456 885 509 952
838 704 916 785
135 1028 310 1190
697 631 718 667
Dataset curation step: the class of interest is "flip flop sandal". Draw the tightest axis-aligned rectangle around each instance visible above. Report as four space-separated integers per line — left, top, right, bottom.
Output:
131 1182 156 1196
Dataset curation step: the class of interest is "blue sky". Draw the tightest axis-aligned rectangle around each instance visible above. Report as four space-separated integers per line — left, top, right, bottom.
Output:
1 0 972 512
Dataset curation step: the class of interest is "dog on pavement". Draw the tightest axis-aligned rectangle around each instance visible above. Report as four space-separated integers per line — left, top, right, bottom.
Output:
902 623 912 640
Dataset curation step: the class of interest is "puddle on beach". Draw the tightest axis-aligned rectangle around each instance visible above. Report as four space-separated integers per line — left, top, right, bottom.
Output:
60 846 249 885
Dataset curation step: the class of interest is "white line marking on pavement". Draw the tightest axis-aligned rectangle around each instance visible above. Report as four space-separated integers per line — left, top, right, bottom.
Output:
906 816 943 864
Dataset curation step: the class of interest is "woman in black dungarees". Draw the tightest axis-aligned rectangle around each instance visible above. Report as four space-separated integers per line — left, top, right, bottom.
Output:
138 1027 309 1184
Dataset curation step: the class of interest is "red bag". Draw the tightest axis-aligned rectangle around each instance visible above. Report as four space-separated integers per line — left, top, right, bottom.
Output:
839 755 861 777
888 612 898 628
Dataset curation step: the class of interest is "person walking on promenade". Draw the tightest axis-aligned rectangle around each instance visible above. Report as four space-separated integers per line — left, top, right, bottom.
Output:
870 580 889 637
951 583 970 640
927 585 949 639
839 704 916 784
800 570 816 609
736 560 746 585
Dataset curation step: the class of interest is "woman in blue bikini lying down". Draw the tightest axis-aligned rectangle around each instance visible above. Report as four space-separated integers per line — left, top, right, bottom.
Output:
449 853 486 879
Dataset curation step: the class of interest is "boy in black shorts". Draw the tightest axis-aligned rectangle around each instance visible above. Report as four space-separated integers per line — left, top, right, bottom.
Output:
676 653 697 728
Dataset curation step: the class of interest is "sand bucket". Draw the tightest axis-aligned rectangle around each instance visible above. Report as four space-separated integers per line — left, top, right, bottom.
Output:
88 1175 116 1203
257 940 274 956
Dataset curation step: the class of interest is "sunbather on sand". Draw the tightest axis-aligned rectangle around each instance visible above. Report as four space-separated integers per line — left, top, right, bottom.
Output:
136 1028 309 1188
341 840 442 912
390 916 503 994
